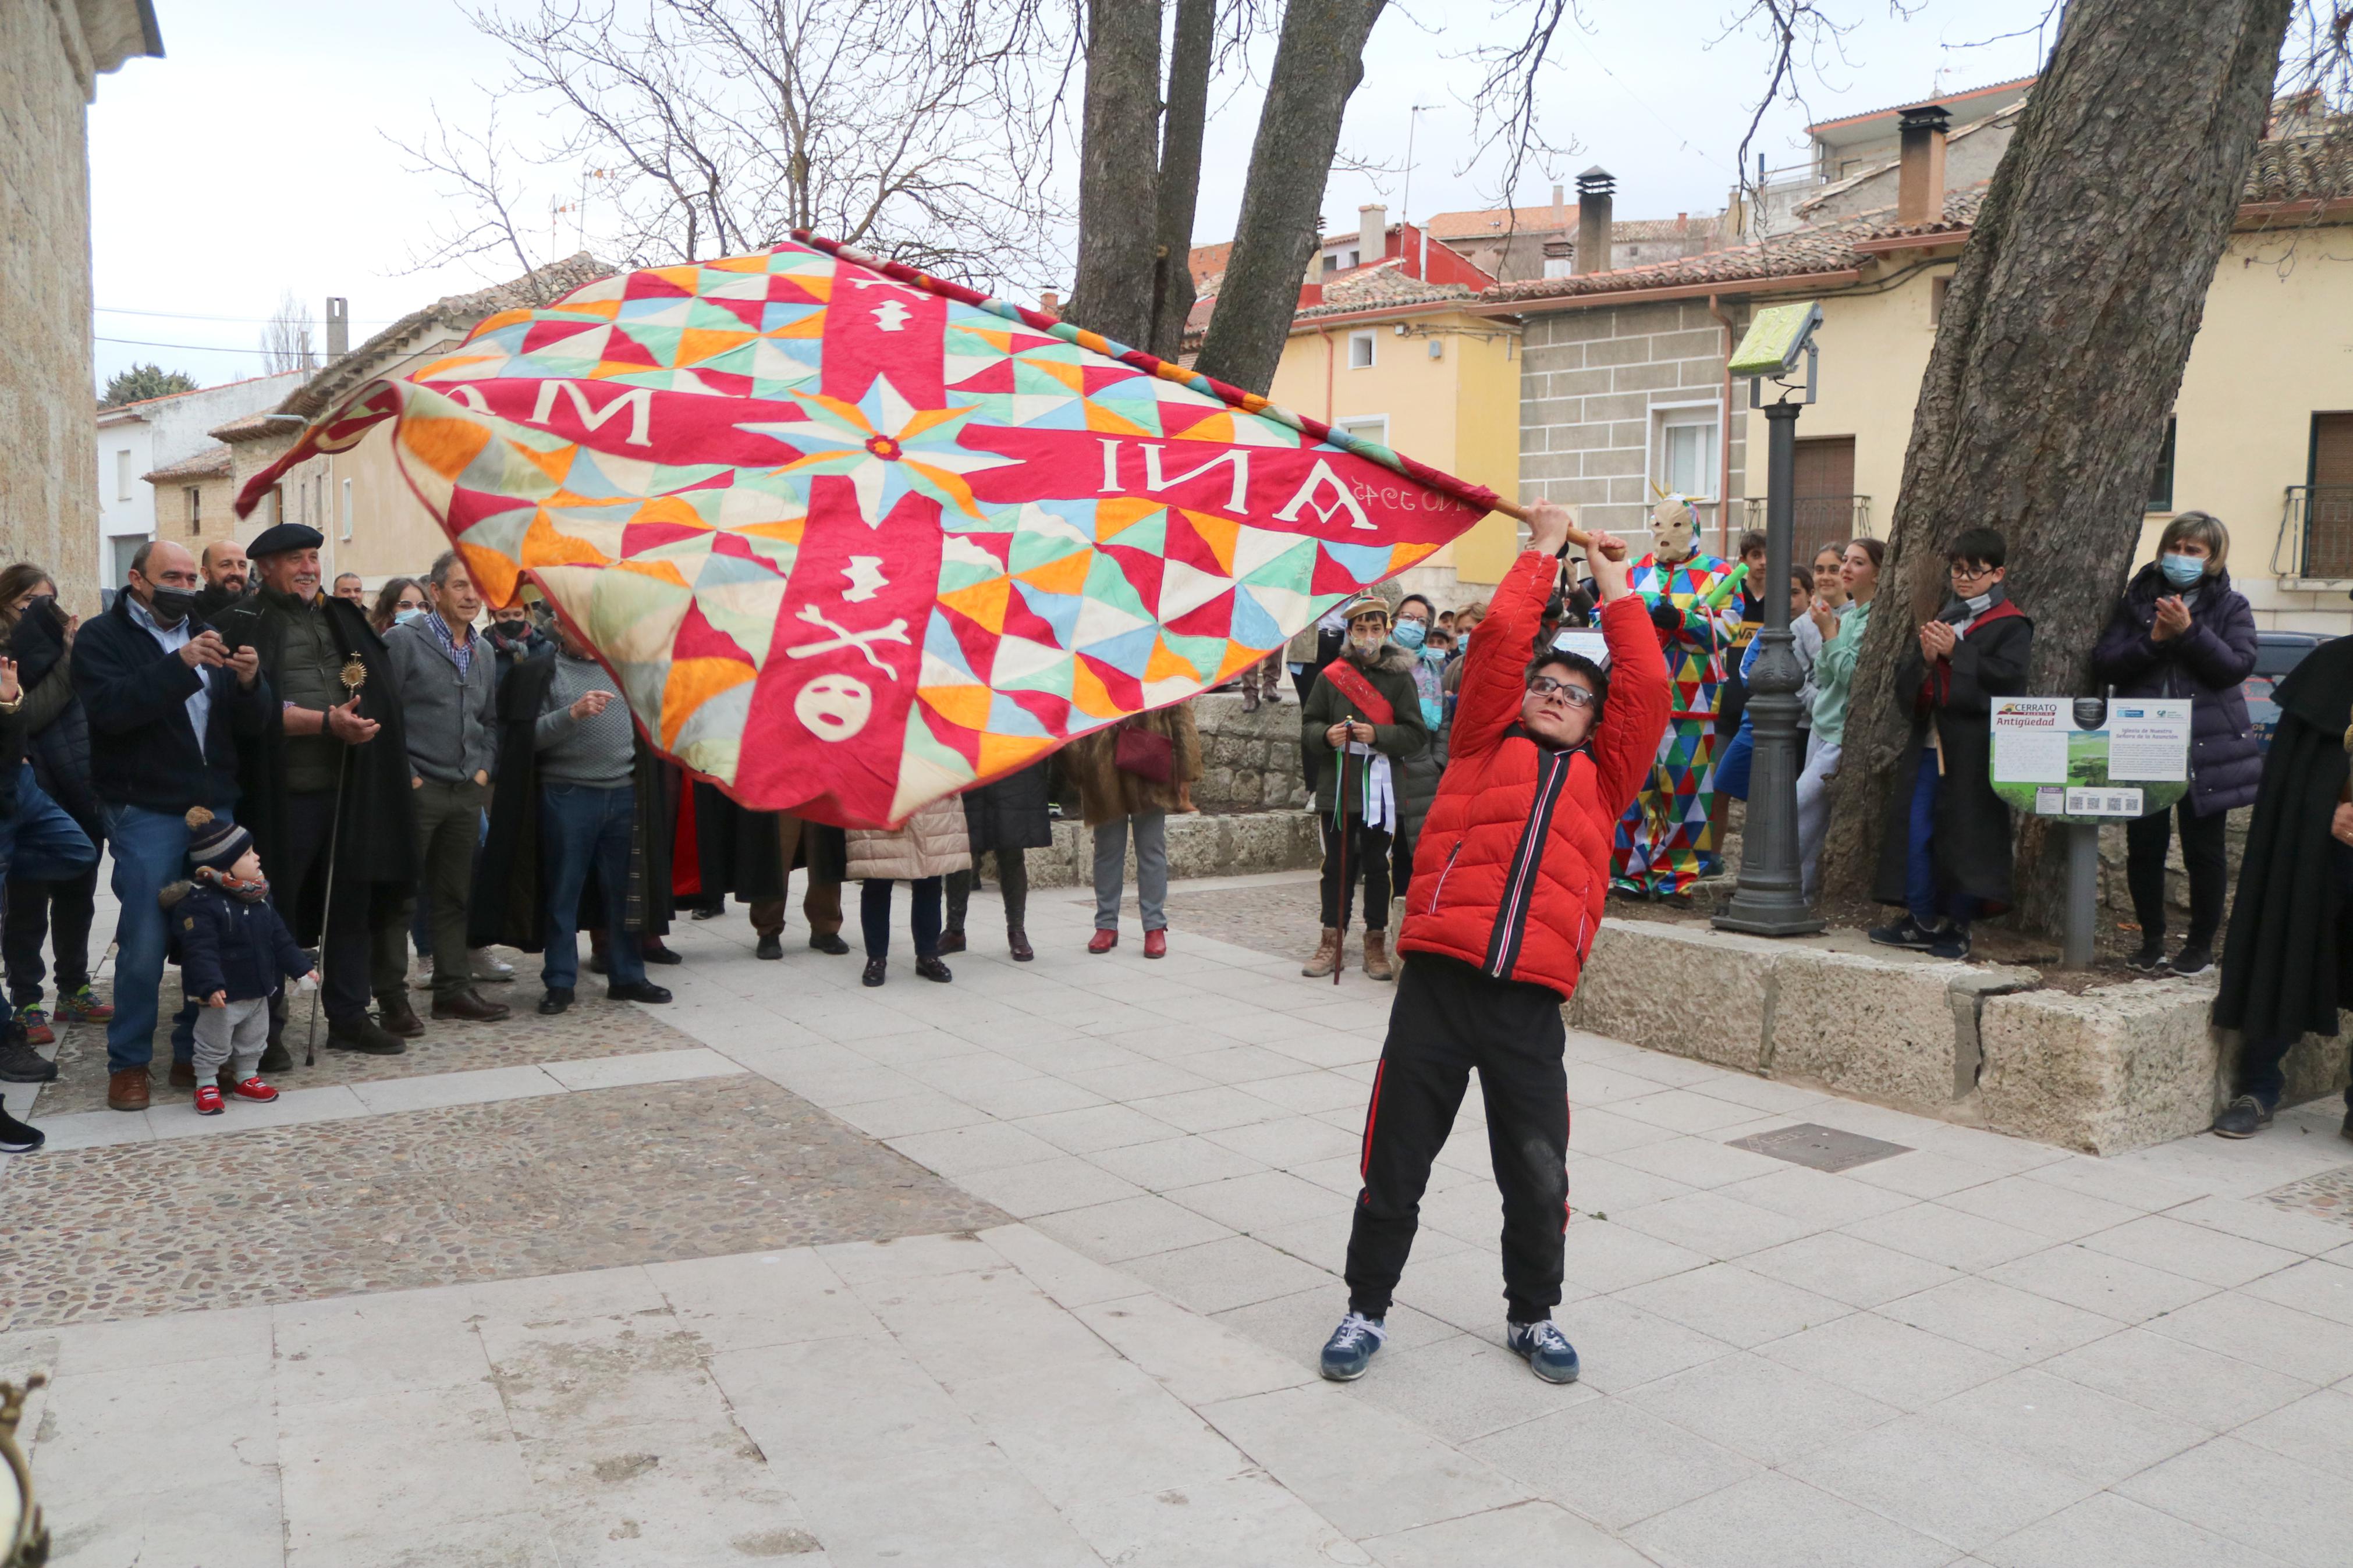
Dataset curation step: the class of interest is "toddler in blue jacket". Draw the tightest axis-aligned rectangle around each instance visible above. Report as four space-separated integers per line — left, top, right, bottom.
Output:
162 808 316 1114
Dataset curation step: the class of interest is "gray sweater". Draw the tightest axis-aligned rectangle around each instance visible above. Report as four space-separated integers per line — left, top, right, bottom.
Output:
535 652 635 787
382 616 499 785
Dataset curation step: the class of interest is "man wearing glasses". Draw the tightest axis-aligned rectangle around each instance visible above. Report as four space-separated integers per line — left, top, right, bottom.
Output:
1319 500 1670 1387
1868 527 2033 961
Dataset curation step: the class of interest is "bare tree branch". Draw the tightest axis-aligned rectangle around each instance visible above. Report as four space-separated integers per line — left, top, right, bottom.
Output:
259 289 320 375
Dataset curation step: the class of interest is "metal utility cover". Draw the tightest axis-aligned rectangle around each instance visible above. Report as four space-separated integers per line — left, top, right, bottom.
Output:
1728 1122 1912 1173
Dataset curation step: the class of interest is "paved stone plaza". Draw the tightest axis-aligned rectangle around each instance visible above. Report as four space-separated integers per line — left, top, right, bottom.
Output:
5 868 2353 1566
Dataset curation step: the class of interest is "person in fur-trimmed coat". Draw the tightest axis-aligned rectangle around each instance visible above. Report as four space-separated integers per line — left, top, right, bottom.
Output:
1299 597 1428 981
1062 702 1202 958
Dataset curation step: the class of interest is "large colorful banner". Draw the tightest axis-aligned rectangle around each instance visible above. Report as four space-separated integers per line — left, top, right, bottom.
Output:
237 234 1500 826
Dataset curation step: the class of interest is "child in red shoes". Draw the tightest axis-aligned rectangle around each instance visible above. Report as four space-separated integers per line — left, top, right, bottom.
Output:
164 808 315 1113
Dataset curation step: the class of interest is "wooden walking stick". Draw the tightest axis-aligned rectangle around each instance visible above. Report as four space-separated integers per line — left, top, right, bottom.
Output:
304 655 368 1066
1331 737 1349 987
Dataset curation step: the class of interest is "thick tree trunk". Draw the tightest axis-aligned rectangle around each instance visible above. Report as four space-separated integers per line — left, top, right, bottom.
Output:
1820 0 2292 927
1068 0 1165 346
1147 0 1216 361
1193 0 1387 393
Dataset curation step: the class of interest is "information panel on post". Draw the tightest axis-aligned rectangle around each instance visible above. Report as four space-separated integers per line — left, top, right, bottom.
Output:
1988 698 2192 824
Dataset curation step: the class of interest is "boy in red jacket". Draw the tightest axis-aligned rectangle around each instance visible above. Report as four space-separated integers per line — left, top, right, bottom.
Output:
1321 501 1671 1384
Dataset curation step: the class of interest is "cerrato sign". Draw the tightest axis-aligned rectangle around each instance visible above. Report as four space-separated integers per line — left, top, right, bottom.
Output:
1988 696 2192 826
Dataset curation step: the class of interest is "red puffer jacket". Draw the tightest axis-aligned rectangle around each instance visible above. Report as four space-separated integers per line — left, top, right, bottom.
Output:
1397 552 1670 999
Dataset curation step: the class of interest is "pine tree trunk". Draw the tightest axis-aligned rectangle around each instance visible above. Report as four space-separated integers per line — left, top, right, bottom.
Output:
1193 0 1387 394
1820 0 2294 927
1148 0 1216 361
1067 0 1164 346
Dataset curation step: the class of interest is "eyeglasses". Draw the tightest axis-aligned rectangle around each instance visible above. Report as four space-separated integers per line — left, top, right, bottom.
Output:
1525 677 1596 708
1949 563 1997 583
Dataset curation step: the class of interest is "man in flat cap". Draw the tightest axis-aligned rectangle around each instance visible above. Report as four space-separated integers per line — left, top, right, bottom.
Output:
213 523 418 1058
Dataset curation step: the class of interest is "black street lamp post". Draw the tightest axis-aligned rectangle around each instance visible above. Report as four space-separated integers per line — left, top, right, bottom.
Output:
1716 301 1826 937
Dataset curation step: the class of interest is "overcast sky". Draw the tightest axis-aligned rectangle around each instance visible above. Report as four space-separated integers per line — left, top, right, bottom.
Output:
87 0 2056 393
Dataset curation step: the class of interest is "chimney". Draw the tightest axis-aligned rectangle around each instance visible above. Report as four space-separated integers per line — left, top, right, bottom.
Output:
1038 290 1060 319
1305 215 1327 285
325 297 349 360
1552 182 1565 211
1358 204 1386 266
1574 167 1614 275
1897 104 1950 225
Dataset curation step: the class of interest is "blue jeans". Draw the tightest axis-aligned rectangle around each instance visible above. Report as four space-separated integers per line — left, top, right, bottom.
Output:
1905 755 1980 932
97 798 214 1072
540 783 642 991
0 765 98 1029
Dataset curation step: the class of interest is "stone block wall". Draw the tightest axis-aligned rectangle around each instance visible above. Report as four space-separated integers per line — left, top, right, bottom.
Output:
1189 692 1311 813
1 0 102 609
1518 300 1749 549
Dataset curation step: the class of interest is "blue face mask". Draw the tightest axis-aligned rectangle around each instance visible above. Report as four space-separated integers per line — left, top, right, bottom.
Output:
2160 553 2205 589
395 607 428 625
1393 620 1427 650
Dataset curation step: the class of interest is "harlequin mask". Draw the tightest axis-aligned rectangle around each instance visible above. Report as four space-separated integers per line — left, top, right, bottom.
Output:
1648 490 1701 565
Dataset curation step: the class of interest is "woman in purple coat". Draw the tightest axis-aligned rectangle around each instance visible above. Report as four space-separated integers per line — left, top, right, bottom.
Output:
2091 512 2260 976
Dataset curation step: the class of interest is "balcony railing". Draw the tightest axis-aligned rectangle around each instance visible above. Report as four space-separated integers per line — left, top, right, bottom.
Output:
1742 495 1873 570
2277 486 2353 581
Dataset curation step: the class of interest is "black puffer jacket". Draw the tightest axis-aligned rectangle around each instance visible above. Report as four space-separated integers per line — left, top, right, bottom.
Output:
8 605 95 827
164 879 312 1003
2090 563 2261 817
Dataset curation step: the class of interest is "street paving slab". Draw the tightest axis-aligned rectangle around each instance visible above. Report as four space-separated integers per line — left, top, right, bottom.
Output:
4 867 2352 1566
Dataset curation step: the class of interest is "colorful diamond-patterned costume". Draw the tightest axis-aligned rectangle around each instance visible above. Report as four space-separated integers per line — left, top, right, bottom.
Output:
235 235 1496 827
1610 551 1743 895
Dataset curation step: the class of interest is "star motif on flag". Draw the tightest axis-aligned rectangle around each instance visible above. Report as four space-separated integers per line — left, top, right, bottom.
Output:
740 374 1013 525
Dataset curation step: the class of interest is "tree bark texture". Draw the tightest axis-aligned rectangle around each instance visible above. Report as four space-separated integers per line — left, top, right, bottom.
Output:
1192 0 1387 394
1069 0 1165 347
1147 0 1216 361
1819 0 2293 929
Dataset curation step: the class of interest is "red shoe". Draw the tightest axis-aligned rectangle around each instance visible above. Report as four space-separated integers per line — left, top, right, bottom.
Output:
193 1085 225 1115
1087 929 1119 954
1143 929 1167 959
230 1077 279 1104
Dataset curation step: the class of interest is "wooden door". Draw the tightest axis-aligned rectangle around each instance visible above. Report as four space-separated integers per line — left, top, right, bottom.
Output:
2307 414 2353 577
1788 436 1857 566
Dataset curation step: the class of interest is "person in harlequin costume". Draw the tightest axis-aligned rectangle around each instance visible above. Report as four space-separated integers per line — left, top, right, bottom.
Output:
1610 492 1742 899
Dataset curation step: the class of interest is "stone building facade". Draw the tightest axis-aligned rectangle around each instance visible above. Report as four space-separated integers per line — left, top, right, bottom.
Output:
1510 298 1751 551
1 0 161 607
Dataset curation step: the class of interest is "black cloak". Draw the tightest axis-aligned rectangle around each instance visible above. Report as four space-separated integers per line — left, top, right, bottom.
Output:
211 589 417 941
2213 635 2353 1044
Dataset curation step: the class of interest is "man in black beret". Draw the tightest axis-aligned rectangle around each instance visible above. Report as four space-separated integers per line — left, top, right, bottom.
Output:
213 523 418 1059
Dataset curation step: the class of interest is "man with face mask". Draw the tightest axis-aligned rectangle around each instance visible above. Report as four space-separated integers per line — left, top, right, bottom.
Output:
1300 593 1428 981
194 539 252 620
484 594 551 681
1609 491 1743 902
71 540 271 1109
213 524 419 1058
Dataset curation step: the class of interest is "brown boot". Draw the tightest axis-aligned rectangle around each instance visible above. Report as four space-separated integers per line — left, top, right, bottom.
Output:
431 988 513 1023
1362 929 1396 982
376 991 425 1038
1301 928 1343 978
107 1066 151 1111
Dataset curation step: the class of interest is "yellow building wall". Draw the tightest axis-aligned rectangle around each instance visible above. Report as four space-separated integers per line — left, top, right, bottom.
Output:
2141 226 2353 632
1740 265 1946 544
1268 308 1522 588
1745 228 2353 634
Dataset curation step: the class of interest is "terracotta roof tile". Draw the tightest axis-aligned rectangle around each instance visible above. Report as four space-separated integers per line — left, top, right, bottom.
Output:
1424 201 1576 239
2242 133 2353 205
142 445 233 484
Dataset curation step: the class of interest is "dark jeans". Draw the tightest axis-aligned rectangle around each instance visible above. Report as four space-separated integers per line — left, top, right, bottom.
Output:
2125 799 2228 949
860 877 942 961
1320 814 1393 931
541 783 643 991
946 849 1029 931
1 766 98 1032
2238 843 2353 1112
274 790 379 1026
98 799 210 1070
1346 954 1570 1323
1905 755 1981 931
5 808 100 1008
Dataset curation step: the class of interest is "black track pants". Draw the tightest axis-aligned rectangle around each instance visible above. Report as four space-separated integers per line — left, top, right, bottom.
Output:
1345 952 1570 1322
